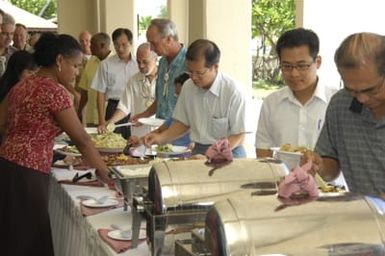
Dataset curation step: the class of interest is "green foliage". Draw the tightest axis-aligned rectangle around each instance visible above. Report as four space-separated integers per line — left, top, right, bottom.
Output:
139 16 152 32
10 0 57 20
158 5 168 18
252 0 295 86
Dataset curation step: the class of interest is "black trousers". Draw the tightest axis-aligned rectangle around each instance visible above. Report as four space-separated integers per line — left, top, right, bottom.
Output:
0 158 54 256
106 99 131 139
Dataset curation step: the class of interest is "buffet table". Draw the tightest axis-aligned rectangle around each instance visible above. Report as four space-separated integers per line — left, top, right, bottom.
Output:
48 167 150 256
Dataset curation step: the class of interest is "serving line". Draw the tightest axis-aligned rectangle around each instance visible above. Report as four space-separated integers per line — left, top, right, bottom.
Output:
49 167 149 256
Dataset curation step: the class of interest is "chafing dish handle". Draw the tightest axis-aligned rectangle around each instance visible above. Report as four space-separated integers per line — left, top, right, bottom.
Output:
131 196 144 248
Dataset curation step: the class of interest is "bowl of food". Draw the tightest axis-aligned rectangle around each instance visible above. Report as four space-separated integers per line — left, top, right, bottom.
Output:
276 144 309 171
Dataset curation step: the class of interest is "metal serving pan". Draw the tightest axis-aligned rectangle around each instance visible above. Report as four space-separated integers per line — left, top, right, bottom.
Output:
202 193 385 256
131 158 288 255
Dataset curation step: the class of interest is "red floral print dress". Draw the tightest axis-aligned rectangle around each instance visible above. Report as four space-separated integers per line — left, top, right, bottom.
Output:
0 75 72 173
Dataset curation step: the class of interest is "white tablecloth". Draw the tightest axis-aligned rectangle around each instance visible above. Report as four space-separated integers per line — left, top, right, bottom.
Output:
48 167 149 256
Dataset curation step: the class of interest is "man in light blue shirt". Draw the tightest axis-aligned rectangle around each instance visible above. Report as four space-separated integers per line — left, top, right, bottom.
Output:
132 18 186 121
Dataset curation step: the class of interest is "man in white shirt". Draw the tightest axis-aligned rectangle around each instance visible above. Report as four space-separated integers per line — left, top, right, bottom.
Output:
143 39 249 157
99 43 158 137
255 28 336 157
91 28 138 138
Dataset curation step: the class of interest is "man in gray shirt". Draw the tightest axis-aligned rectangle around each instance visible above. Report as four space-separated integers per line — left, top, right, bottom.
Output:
306 32 385 195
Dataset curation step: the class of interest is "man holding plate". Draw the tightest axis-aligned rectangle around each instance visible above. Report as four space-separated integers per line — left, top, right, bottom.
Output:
142 39 249 157
98 42 158 137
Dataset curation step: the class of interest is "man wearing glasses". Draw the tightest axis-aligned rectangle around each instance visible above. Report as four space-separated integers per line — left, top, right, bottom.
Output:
305 32 385 195
91 28 138 139
143 39 249 157
255 28 336 158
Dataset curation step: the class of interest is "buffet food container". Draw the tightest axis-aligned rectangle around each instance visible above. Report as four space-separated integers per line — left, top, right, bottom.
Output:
109 164 152 211
179 193 385 256
130 158 288 255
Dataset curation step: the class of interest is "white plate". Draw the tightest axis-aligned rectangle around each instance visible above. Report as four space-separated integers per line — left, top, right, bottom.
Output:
129 145 156 157
81 198 119 208
138 117 165 127
319 191 347 197
107 229 146 241
156 145 190 157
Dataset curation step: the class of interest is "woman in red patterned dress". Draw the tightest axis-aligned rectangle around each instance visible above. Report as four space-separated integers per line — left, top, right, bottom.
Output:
0 33 111 256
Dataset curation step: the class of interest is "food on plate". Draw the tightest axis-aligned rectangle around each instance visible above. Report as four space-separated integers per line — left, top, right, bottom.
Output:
319 184 345 193
156 144 173 153
57 145 80 154
90 132 127 149
101 154 149 166
280 143 309 153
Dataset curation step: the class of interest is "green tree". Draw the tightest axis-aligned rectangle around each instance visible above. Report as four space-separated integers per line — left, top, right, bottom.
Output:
10 0 57 20
139 15 152 32
252 0 295 85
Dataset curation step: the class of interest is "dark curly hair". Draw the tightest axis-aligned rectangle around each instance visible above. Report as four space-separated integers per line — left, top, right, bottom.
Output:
33 32 82 67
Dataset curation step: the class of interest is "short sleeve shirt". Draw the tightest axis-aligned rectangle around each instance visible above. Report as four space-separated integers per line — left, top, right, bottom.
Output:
78 55 100 124
155 46 187 119
315 90 385 194
0 75 72 173
255 79 336 150
173 72 249 144
91 55 138 100
117 72 156 137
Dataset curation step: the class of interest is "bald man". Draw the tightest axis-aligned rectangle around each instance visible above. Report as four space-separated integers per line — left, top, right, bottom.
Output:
77 32 111 125
99 42 158 137
78 30 92 59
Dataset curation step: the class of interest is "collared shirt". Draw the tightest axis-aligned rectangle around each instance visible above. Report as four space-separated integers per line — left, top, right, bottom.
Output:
78 55 101 124
91 54 138 100
117 72 156 137
173 72 249 145
315 90 385 195
155 46 187 119
255 78 337 150
0 46 17 76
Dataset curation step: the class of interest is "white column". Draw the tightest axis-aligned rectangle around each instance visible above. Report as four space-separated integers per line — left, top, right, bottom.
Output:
188 0 252 89
168 0 189 45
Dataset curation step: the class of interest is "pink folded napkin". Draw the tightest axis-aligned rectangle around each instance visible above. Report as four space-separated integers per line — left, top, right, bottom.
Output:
81 198 124 216
278 161 319 199
58 179 105 187
205 138 233 164
98 228 146 253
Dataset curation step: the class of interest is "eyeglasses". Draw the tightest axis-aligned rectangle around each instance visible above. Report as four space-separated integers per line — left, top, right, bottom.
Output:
185 68 210 78
280 61 315 73
343 76 385 97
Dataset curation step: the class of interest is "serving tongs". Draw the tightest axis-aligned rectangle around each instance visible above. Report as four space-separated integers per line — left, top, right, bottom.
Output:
72 171 93 182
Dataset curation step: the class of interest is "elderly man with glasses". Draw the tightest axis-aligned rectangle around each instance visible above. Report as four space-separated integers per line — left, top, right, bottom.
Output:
304 32 385 195
142 39 249 157
255 28 337 158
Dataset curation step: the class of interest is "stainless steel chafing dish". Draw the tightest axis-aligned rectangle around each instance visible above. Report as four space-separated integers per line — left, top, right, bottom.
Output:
109 164 152 210
130 158 288 255
177 193 385 256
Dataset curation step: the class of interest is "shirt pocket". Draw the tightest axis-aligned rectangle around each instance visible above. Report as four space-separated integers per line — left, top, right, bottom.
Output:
107 72 116 86
211 117 229 139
